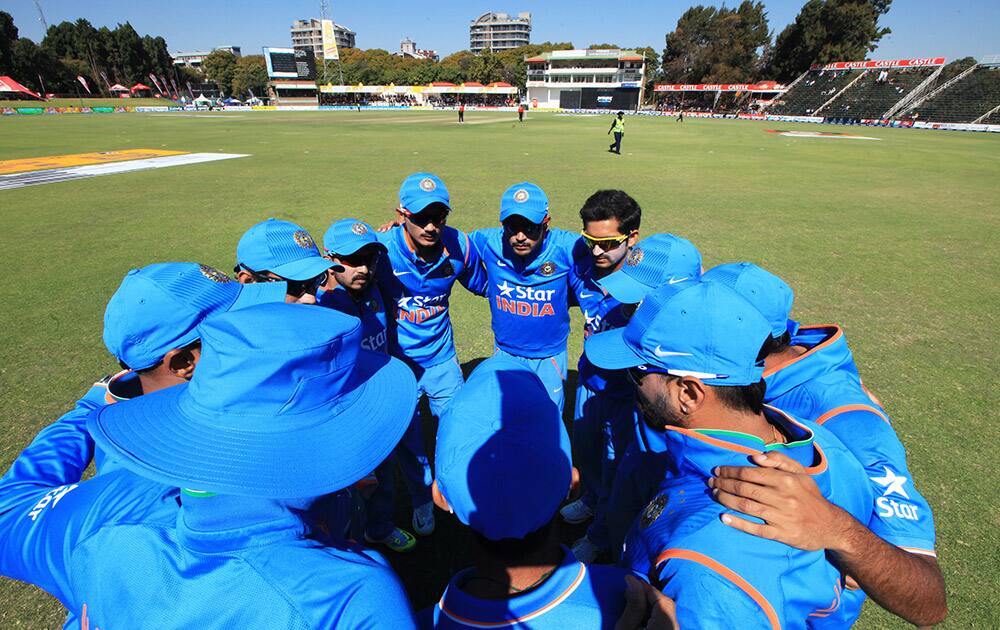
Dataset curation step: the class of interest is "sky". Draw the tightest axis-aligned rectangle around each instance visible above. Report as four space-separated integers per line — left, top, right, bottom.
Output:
6 0 999 62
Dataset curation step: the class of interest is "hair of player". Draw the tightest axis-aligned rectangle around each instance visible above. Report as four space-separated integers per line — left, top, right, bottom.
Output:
579 190 641 233
713 338 770 415
762 331 792 356
471 518 555 559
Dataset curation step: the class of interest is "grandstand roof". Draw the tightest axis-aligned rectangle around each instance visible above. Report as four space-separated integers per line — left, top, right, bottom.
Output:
525 49 641 62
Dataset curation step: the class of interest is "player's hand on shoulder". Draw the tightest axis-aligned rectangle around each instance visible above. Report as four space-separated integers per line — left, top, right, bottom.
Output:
616 575 678 630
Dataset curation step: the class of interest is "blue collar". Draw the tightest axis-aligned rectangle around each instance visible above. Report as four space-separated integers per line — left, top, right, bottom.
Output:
661 407 828 489
764 325 857 401
437 546 587 626
177 494 313 553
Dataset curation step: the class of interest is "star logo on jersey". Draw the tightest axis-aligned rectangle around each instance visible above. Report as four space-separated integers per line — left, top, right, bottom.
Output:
513 188 530 203
198 264 231 283
871 466 910 499
640 493 668 529
420 177 437 192
538 261 556 276
397 296 412 309
351 222 368 235
292 230 315 250
626 248 644 266
497 280 515 297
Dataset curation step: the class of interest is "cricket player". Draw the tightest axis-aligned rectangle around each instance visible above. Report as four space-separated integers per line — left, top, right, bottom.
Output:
468 182 587 415
703 262 947 626
320 218 418 553
375 172 488 537
234 217 335 304
566 230 703 564
585 280 874 628
608 111 625 154
0 303 417 628
424 354 634 628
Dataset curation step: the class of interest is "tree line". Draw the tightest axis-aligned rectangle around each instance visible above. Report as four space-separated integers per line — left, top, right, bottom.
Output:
2 1 897 99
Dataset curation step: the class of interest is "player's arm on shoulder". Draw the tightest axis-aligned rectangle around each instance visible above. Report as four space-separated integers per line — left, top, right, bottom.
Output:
710 449 947 626
657 552 774 630
456 228 489 297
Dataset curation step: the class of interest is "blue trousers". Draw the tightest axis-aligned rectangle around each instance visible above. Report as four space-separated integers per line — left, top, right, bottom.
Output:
493 348 567 417
573 382 637 550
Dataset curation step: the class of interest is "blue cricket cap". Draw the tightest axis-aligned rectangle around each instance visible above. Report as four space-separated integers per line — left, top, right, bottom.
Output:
703 262 794 338
585 280 771 386
599 234 702 304
436 355 570 541
399 172 450 214
499 182 549 224
322 218 386 256
89 302 418 498
103 262 286 371
236 218 334 281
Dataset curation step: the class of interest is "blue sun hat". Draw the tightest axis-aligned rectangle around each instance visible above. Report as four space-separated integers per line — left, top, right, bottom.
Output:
89 302 418 498
499 182 549 224
435 354 570 540
702 262 797 338
103 262 286 371
598 233 702 305
585 279 771 387
236 218 334 281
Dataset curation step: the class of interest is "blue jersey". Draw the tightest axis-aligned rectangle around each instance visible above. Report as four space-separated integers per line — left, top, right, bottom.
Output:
623 407 873 629
377 226 486 368
422 547 630 629
0 408 416 630
576 271 633 397
469 227 585 358
319 283 389 354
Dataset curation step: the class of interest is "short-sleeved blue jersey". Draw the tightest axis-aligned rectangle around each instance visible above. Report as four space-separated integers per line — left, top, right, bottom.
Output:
469 227 585 358
422 547 630 629
319 283 389 354
765 325 938 617
376 226 486 368
576 271 633 397
0 406 417 630
623 407 873 629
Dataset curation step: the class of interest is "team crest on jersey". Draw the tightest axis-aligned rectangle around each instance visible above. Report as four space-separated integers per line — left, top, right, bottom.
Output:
538 261 556 276
626 248 644 267
198 264 231 283
420 177 437 192
640 493 668 529
513 188 530 203
351 222 368 235
293 230 315 249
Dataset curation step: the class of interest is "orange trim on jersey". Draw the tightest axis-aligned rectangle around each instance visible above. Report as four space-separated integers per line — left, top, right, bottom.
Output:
462 232 471 265
655 549 780 630
763 324 843 378
764 407 828 474
900 546 938 558
815 403 889 426
809 581 841 617
101 369 132 404
549 357 564 380
437 563 586 627
664 426 762 456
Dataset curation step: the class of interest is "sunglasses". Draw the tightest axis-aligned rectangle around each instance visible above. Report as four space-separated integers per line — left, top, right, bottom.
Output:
238 265 327 297
503 219 546 240
581 230 631 253
403 208 449 228
626 364 675 385
333 249 381 269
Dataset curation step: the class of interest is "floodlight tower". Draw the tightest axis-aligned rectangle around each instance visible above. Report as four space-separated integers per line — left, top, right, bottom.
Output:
34 0 49 32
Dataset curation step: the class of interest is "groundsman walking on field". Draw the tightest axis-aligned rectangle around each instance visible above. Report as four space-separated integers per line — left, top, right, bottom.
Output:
608 111 625 154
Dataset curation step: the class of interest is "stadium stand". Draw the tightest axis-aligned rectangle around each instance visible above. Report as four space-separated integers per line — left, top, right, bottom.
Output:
768 69 857 115
821 67 937 118
908 66 1000 123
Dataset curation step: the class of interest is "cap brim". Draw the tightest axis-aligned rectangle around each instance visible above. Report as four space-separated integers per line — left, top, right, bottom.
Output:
269 256 335 281
499 208 547 224
406 195 450 214
331 240 388 257
230 281 288 311
584 328 646 370
87 350 417 498
598 270 651 305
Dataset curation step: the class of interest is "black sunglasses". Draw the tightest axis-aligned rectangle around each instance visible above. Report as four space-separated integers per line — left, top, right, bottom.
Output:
237 265 327 297
404 208 449 228
333 249 382 269
503 219 546 240
626 364 674 385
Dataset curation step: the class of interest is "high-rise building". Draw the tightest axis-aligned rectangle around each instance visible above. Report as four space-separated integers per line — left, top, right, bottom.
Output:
290 18 355 58
469 12 531 53
399 38 439 62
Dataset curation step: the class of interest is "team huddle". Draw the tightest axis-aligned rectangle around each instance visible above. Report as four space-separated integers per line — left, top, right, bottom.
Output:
0 173 947 628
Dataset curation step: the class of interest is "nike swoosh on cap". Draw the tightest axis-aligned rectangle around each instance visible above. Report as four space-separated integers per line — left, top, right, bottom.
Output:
667 277 690 285
654 346 693 357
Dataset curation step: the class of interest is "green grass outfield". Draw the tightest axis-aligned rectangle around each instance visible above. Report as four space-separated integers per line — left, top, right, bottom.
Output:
0 109 997 627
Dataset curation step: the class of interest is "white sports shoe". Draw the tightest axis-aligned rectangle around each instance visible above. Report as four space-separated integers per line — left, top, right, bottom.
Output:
559 499 594 524
412 501 436 536
571 536 602 564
